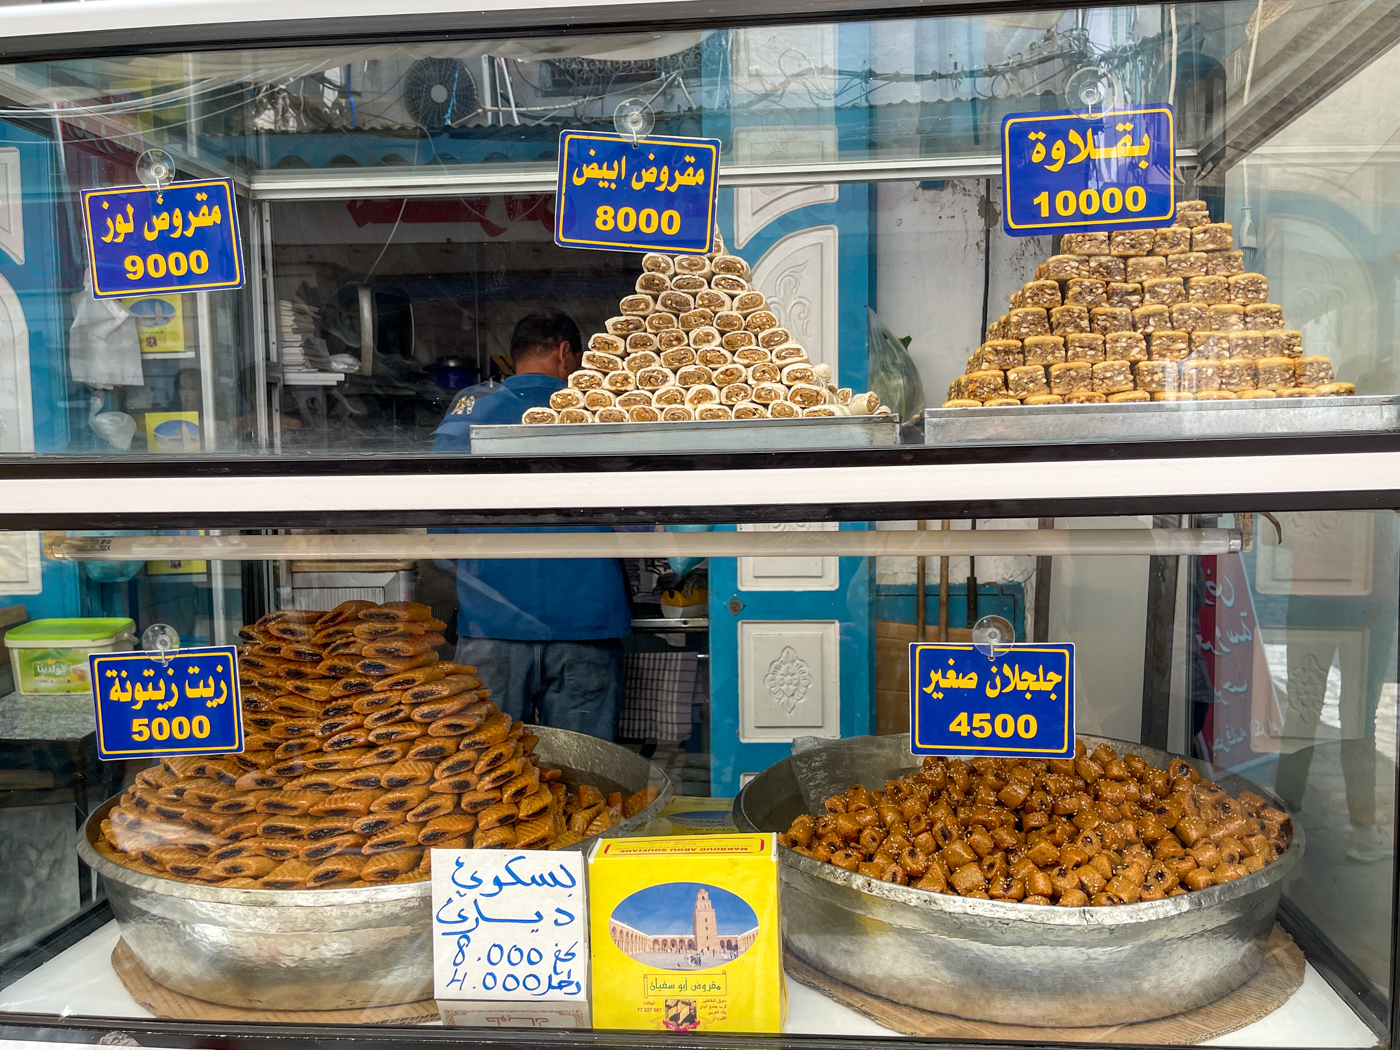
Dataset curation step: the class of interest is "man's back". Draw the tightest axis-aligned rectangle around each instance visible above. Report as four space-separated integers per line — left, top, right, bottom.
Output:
433 373 565 453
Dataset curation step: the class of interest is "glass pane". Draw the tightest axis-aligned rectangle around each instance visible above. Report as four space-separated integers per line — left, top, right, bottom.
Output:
0 510 1391 1045
0 0 1393 455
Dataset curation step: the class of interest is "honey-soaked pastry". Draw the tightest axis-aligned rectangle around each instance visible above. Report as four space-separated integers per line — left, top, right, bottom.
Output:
1107 390 1151 403
1086 255 1126 282
1005 365 1048 399
755 327 791 350
1042 254 1086 281
636 272 671 296
642 253 674 275
1195 390 1238 401
722 331 757 352
1277 386 1318 398
597 408 628 424
1169 303 1209 333
657 290 694 315
1091 361 1135 394
1226 330 1264 360
476 801 520 831
695 290 731 312
407 792 458 823
1018 280 1060 309
1104 332 1147 362
1006 308 1050 339
644 311 678 333
301 833 367 862
1296 356 1334 386
1152 228 1192 256
1191 223 1234 252
322 728 371 752
1206 250 1245 276
733 291 766 314
697 348 733 370
679 309 716 332
1050 305 1090 336
362 850 423 881
1141 277 1186 306
521 406 559 425
732 401 770 419
1105 283 1142 309
405 674 484 705
581 350 623 374
1164 252 1208 279
1237 388 1277 399
1126 256 1166 283
1182 359 1223 391
964 370 1007 401
1149 330 1190 361
1064 390 1107 404
1264 330 1303 358
1206 304 1244 332
1021 336 1064 366
256 791 317 816
474 825 516 849
684 384 721 407
380 759 434 790
213 854 280 880
1132 305 1170 335
361 821 422 852
1048 361 1092 396
627 404 661 422
1219 359 1258 392
616 390 654 409
457 789 504 813
1061 231 1108 255
1064 333 1104 363
1134 360 1177 393
1245 304 1284 330
419 813 478 845
771 344 808 366
713 311 745 334
1316 382 1356 397
626 331 659 354
258 814 320 838
1108 229 1153 257
309 790 380 818
979 340 1023 370
518 787 554 820
1090 306 1132 335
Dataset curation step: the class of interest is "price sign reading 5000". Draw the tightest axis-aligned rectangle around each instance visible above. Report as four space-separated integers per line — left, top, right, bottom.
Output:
908 642 1075 759
90 646 243 760
1002 106 1174 236
555 131 720 255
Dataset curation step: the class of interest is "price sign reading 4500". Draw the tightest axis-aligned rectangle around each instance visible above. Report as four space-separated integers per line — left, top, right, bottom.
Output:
1001 106 1174 236
908 642 1075 759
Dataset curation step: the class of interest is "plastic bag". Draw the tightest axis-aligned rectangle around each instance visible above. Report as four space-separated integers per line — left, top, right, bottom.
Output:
866 307 925 426
69 271 143 387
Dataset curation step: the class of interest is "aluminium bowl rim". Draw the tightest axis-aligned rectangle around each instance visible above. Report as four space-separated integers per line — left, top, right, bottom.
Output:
81 725 673 908
735 733 1304 929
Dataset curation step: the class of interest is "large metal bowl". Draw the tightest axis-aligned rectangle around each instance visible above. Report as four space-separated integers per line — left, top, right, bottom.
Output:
78 726 672 1011
733 734 1302 1027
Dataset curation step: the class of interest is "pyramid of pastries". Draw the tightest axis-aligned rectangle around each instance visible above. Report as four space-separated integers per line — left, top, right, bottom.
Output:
944 200 1355 407
91 600 658 889
525 236 887 424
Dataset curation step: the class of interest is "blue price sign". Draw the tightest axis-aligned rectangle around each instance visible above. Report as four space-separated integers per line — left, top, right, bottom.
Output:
555 131 720 254
909 642 1074 758
1001 106 1174 236
90 646 243 760
82 179 245 299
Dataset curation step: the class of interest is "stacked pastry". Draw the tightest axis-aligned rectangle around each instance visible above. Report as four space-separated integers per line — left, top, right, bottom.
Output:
524 243 886 424
91 600 659 889
943 200 1354 408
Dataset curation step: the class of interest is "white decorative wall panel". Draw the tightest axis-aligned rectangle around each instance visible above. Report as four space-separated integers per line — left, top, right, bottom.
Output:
0 148 22 266
751 225 839 376
0 531 42 595
732 126 838 249
0 273 33 454
738 619 840 741
1255 511 1374 596
730 25 836 97
737 522 839 591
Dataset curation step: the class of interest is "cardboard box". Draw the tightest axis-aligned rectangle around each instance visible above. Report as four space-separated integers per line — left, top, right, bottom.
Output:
640 795 737 836
589 834 784 1033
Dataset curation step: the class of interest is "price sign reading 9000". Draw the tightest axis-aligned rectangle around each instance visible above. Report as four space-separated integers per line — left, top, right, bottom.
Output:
83 179 245 299
555 131 720 255
1002 106 1174 236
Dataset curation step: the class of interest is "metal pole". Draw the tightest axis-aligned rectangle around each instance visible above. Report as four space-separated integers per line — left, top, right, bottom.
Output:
915 520 927 643
938 520 950 642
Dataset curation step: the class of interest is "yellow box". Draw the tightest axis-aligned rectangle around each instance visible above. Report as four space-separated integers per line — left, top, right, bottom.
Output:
144 411 200 452
640 795 737 836
124 294 187 354
588 834 784 1033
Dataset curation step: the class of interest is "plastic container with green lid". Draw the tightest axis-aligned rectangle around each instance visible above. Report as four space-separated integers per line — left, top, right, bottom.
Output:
6 618 137 698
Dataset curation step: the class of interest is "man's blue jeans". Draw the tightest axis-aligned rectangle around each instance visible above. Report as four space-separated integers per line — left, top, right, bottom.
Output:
454 637 622 742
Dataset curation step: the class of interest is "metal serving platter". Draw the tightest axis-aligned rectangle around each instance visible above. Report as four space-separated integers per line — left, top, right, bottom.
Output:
925 393 1399 445
77 727 672 1011
470 414 900 454
733 733 1303 1027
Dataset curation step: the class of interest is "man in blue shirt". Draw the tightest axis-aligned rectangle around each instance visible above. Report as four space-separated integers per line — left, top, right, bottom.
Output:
433 311 630 741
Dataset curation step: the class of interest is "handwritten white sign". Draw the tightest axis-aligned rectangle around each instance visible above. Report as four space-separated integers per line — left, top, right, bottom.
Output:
431 849 588 1004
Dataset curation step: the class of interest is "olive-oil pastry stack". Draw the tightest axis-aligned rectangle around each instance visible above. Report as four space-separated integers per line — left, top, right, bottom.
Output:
943 200 1354 407
92 600 659 889
524 238 887 424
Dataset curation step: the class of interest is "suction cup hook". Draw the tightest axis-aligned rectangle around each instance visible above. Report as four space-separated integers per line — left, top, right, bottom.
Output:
972 614 1015 657
1065 67 1121 117
614 98 655 148
136 149 177 202
143 623 180 667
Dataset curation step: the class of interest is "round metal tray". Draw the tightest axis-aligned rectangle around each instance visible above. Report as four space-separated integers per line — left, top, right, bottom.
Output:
78 726 672 1011
732 734 1302 1027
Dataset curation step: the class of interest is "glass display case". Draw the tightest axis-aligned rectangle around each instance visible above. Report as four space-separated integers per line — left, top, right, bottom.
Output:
0 0 1398 1044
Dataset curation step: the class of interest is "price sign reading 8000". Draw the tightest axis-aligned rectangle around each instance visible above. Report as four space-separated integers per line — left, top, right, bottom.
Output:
1002 106 1174 236
908 642 1075 759
555 131 720 255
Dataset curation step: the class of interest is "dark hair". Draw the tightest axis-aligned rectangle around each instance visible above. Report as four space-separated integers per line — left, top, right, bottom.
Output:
510 311 581 362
